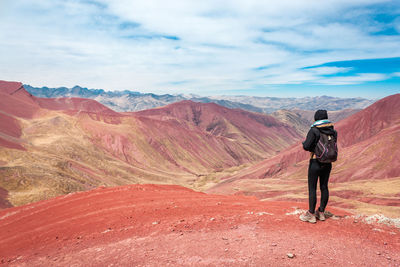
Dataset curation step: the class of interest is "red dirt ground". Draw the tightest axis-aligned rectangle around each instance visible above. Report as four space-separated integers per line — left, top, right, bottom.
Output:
1 185 399 266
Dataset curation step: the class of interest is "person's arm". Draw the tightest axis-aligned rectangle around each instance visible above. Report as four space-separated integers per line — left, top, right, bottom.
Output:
302 128 317 152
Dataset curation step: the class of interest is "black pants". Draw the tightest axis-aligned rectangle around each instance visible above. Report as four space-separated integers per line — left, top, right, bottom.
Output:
308 159 332 213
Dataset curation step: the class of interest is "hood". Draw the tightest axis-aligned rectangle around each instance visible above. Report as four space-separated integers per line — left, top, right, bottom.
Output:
314 109 328 121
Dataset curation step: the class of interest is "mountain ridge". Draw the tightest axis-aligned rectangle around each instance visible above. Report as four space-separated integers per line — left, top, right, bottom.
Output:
24 84 375 113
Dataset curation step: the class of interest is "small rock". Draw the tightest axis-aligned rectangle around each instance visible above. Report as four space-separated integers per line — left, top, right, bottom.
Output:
324 211 334 217
271 243 277 247
101 228 112 234
222 237 228 240
224 248 228 252
152 221 159 225
257 212 273 216
353 220 358 223
386 256 391 260
376 252 381 255
287 253 295 258
384 242 388 245
210 217 216 221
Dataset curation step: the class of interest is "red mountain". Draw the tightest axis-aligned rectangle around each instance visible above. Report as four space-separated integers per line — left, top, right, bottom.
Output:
0 80 301 208
0 81 120 150
336 94 400 147
134 100 301 158
208 94 400 216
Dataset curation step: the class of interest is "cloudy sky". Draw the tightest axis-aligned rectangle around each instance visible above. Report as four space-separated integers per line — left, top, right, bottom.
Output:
1 0 400 98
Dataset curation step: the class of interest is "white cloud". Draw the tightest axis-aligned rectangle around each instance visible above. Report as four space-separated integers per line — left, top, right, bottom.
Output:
306 67 353 75
392 72 400 77
316 73 388 85
0 0 399 94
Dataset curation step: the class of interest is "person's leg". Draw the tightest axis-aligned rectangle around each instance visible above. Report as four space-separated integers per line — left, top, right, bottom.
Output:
308 159 320 214
318 163 332 212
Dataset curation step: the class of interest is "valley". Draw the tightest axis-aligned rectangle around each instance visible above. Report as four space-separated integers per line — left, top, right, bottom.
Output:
0 80 300 207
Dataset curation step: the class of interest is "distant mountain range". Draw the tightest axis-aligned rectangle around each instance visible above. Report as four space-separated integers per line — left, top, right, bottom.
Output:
24 84 375 113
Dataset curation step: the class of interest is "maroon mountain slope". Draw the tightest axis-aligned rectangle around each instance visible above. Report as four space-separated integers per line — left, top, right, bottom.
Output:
84 100 302 177
134 100 301 156
0 81 38 150
136 101 299 153
0 81 121 150
337 94 400 147
35 97 121 116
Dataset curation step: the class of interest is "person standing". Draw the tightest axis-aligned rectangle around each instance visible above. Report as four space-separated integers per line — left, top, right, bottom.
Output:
300 110 337 223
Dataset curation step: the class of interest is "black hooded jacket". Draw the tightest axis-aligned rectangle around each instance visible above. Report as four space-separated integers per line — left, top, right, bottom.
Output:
302 124 337 153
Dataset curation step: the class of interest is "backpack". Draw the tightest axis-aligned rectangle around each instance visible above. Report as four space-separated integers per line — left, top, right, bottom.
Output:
314 131 338 163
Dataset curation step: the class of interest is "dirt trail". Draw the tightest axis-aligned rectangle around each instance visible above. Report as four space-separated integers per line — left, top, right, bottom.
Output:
0 184 399 266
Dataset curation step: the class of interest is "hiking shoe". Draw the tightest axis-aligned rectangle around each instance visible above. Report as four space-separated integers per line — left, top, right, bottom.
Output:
299 211 316 223
316 210 326 221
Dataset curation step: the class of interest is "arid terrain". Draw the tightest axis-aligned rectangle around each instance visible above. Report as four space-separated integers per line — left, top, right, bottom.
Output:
1 80 399 266
1 184 399 266
0 80 300 207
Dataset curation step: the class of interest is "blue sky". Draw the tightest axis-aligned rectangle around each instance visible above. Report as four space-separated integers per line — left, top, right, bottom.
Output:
0 0 400 98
